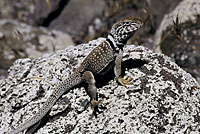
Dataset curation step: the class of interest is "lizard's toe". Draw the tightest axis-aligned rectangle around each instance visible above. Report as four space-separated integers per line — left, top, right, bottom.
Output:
91 99 103 111
118 76 133 86
91 99 104 117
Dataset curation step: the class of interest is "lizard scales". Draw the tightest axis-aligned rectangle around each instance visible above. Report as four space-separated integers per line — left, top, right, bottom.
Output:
8 16 142 134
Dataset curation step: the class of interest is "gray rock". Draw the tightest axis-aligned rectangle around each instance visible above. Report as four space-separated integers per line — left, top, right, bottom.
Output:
49 0 106 43
0 0 62 25
153 0 200 83
0 38 199 134
0 19 74 77
154 0 200 53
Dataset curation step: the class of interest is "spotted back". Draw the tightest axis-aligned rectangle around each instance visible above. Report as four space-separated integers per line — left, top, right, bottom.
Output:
110 16 143 45
80 41 114 74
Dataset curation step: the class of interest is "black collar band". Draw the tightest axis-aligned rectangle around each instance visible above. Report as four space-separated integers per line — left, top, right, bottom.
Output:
106 33 124 51
117 44 124 51
106 38 115 51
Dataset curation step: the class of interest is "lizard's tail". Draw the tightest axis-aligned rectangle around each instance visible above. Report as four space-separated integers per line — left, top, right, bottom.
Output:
8 71 82 134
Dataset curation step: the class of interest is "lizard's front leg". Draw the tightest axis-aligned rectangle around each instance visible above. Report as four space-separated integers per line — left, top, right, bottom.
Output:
114 49 133 86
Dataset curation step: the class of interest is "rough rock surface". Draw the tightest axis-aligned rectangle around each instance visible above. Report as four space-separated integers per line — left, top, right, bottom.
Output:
0 38 200 134
154 0 200 52
0 19 74 78
154 0 200 83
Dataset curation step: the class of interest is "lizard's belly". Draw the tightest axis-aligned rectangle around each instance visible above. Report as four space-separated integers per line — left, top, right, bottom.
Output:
97 60 115 75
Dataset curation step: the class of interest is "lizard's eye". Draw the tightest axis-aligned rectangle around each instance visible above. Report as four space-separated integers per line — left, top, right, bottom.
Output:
124 22 130 25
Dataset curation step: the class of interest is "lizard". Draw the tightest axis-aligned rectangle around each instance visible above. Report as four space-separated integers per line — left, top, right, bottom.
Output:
8 16 143 134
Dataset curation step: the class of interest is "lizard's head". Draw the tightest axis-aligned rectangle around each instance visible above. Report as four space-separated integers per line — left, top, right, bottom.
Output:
108 16 143 47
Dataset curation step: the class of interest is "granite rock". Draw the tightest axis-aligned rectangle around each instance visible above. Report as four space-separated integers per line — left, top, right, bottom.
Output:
0 19 74 78
0 0 63 25
154 0 200 53
154 0 200 83
0 38 199 134
49 0 106 43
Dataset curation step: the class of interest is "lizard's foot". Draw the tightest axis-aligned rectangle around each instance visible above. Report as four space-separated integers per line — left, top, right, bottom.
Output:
118 75 133 86
91 99 103 110
91 99 104 117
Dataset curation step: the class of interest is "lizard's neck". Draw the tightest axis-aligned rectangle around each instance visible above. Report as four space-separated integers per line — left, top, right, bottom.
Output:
106 34 124 51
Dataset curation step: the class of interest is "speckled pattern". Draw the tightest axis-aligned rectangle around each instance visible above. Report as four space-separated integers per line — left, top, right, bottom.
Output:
0 38 199 134
80 41 114 74
110 16 143 45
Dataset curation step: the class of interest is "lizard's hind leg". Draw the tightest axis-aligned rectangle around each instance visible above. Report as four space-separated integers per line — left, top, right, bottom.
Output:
82 71 102 111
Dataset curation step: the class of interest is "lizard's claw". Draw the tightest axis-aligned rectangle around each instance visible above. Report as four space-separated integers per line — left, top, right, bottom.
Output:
118 75 133 86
